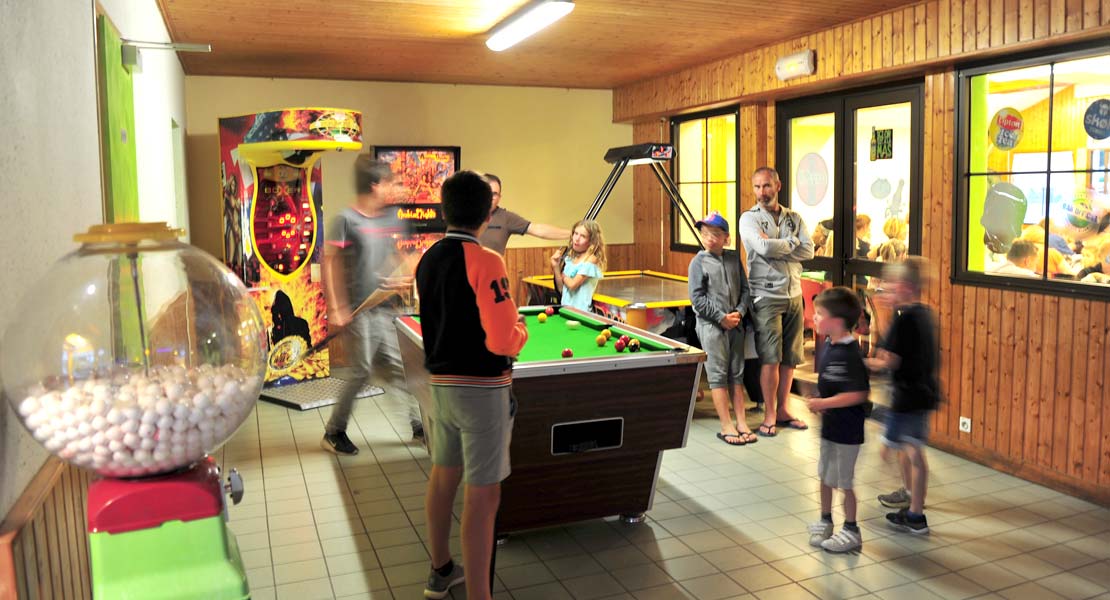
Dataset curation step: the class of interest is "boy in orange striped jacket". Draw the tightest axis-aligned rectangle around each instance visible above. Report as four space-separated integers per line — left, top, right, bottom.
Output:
416 170 528 600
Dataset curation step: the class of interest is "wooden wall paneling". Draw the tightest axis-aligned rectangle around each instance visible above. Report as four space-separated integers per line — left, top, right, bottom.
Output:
1051 0 1067 33
995 291 1014 454
55 471 75 599
915 4 927 61
959 287 976 439
1104 0 1110 24
1083 0 1100 27
1024 294 1045 463
1035 0 1052 36
862 18 874 72
1005 0 1020 42
950 0 965 54
1102 303 1110 486
1052 297 1074 473
965 0 979 51
1067 0 1085 29
1008 292 1029 459
984 288 1002 450
972 287 989 446
30 508 51 599
1020 0 1035 39
892 11 904 66
977 0 990 49
1068 299 1090 478
991 0 1005 47
925 2 939 58
1038 296 1059 468
1086 305 1106 483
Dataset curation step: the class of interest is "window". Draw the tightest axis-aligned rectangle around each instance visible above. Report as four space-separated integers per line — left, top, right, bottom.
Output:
956 47 1110 296
672 108 739 250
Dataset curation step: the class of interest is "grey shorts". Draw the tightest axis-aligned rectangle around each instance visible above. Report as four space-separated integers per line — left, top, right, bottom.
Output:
429 385 515 486
818 439 861 490
696 320 745 389
882 410 930 448
751 296 804 366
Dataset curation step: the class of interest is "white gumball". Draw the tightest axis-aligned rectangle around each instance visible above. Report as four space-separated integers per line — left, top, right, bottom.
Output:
105 425 123 442
120 419 138 434
138 422 155 438
123 432 140 448
91 415 107 432
106 408 124 425
18 396 40 417
44 438 64 452
108 439 124 453
140 438 156 450
33 424 53 442
77 422 92 437
155 399 172 416
193 392 210 410
173 404 190 420
171 420 189 433
141 410 157 425
157 415 174 430
133 449 151 464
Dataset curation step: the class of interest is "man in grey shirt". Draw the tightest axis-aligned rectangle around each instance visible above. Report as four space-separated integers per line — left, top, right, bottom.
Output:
321 157 422 455
478 174 570 254
738 167 815 437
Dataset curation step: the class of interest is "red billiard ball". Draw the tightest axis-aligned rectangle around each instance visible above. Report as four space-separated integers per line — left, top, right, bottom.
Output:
561 348 574 358
618 335 630 345
614 340 626 352
628 339 641 352
545 307 556 316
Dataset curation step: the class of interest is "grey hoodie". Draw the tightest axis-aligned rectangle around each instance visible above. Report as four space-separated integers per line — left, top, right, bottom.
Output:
738 204 815 299
688 249 752 327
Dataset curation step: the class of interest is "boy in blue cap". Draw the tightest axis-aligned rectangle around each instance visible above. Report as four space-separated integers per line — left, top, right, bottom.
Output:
688 211 756 445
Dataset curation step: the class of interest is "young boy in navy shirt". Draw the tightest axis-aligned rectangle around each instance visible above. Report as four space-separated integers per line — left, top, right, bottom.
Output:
805 287 870 553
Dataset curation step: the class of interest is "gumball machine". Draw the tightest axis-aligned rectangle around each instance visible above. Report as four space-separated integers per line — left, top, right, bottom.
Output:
1 223 268 599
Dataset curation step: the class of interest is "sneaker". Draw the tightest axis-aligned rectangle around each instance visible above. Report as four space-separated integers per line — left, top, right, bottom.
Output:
424 562 464 599
808 520 833 547
321 431 359 455
878 487 911 509
886 508 930 534
412 423 426 441
821 528 863 553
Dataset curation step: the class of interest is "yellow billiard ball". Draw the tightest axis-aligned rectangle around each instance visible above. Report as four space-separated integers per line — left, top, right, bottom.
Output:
595 334 606 346
537 313 548 323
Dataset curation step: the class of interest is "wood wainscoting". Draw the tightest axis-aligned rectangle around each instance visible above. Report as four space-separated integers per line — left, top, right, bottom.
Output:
622 0 1110 504
0 458 92 599
503 243 638 303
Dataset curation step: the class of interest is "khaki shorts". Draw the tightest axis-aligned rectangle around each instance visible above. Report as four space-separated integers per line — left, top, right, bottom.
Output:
751 295 804 366
429 385 515 486
818 438 861 490
696 320 745 390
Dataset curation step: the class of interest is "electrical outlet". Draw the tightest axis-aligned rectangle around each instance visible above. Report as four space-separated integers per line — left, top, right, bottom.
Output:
959 417 972 433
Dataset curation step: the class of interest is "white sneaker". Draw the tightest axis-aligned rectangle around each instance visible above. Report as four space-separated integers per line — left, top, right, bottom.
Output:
808 520 833 547
821 528 863 553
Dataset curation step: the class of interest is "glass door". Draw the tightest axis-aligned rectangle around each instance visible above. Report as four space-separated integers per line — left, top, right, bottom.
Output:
776 83 922 356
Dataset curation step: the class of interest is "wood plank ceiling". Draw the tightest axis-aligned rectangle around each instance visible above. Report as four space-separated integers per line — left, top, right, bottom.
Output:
158 0 925 89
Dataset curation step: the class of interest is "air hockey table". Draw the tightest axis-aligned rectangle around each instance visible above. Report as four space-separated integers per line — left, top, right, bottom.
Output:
522 270 691 334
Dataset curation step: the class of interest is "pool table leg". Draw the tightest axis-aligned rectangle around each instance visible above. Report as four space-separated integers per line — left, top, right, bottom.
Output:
619 513 646 524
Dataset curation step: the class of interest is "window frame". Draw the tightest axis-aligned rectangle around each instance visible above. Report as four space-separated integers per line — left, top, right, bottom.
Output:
669 105 741 253
953 42 1110 301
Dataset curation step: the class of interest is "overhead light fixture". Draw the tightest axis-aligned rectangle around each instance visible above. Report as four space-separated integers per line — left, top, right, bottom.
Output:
775 49 816 81
486 0 574 52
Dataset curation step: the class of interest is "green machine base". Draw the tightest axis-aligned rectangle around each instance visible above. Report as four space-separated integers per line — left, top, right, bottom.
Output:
90 516 249 599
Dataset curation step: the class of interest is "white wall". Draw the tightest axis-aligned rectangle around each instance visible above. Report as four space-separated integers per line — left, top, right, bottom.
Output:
0 0 103 518
99 0 190 239
185 77 632 259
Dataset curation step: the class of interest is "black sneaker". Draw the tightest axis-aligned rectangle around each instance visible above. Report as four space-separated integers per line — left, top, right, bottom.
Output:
321 431 359 455
886 508 929 535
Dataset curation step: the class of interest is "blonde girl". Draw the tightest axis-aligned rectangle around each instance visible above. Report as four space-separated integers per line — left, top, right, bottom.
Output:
550 220 607 311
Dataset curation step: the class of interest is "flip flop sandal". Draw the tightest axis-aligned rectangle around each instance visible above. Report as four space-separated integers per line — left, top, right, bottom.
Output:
757 424 777 437
716 432 748 446
776 419 809 430
738 431 759 444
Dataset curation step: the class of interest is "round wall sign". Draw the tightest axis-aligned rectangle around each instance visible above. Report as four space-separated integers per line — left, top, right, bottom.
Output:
1084 99 1110 140
795 152 829 207
988 107 1024 150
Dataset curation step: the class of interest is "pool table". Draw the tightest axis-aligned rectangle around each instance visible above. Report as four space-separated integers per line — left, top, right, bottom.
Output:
522 270 690 333
394 305 705 534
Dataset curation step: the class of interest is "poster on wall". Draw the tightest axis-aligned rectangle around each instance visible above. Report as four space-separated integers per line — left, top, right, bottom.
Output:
373 146 459 256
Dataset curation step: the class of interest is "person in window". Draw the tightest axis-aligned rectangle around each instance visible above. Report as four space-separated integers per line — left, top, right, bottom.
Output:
855 215 872 258
1077 235 1110 283
1017 226 1071 278
811 219 835 258
988 239 1038 277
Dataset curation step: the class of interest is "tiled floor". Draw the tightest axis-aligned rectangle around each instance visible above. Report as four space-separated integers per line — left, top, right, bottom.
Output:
214 391 1110 600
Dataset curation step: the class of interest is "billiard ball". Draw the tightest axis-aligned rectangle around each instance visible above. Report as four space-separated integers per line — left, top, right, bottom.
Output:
537 313 548 323
595 334 606 346
566 320 580 329
561 348 574 358
545 307 556 316
601 329 612 339
614 340 626 352
628 339 641 352
618 335 630 345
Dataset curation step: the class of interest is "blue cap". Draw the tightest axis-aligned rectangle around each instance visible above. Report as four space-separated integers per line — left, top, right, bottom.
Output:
695 211 729 234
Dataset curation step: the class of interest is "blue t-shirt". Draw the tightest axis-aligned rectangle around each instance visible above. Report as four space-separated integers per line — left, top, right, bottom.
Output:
560 257 603 311
817 338 870 445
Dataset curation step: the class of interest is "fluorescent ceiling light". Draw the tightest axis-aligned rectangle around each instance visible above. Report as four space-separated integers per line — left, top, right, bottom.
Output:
486 0 574 52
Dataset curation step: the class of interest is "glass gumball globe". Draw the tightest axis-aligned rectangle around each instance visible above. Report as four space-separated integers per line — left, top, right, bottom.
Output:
1 223 267 477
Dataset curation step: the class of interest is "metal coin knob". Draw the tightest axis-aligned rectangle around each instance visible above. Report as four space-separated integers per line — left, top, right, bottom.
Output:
225 469 245 505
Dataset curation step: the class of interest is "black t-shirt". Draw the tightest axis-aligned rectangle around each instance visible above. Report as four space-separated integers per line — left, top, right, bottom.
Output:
881 303 940 412
817 339 870 445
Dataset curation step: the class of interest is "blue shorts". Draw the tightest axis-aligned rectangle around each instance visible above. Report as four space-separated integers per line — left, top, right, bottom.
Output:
882 410 930 448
